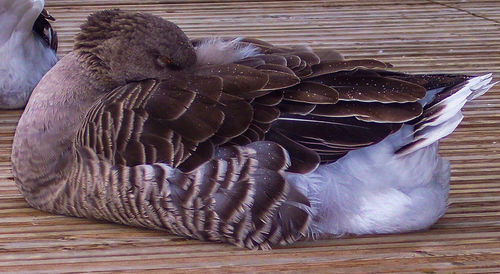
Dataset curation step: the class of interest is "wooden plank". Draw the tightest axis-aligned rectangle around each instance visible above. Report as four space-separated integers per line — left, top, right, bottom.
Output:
0 0 499 272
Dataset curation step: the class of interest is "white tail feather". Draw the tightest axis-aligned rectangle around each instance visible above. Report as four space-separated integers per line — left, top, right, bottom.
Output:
399 74 493 155
412 112 464 150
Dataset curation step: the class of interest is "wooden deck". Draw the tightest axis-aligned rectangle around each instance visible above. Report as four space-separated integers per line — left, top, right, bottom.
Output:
1 0 500 272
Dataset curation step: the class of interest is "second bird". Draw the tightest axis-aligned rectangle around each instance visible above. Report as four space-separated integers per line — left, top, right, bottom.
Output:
0 0 58 109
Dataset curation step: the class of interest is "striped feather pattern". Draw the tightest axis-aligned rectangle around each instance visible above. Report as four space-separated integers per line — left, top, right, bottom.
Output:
56 142 300 249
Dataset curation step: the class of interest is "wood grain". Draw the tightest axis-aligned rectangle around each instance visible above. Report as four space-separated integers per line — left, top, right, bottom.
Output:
1 0 499 272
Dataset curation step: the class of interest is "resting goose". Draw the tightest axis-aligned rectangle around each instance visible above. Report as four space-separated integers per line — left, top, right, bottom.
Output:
0 0 58 109
12 10 495 249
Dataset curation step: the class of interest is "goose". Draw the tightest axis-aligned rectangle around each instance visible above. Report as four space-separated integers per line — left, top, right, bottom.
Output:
0 0 58 109
11 9 495 249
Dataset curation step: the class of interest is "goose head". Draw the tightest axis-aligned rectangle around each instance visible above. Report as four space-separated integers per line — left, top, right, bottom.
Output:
74 9 197 89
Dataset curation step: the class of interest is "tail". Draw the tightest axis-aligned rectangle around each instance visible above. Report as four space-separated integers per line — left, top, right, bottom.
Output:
397 73 495 154
287 73 495 237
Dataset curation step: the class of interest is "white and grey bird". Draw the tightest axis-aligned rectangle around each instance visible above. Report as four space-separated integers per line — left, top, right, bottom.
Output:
11 10 496 249
0 0 58 109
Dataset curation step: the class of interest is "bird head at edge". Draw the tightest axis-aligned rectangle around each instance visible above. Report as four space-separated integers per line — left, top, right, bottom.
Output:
0 0 46 44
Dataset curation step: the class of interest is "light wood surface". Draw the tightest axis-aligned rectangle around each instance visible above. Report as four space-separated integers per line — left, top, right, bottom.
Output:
1 0 499 272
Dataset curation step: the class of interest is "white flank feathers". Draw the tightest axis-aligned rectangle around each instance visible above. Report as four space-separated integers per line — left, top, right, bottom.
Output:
287 125 450 237
194 37 260 65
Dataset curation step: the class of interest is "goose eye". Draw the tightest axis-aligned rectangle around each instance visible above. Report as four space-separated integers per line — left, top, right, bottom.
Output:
156 55 171 67
156 55 179 70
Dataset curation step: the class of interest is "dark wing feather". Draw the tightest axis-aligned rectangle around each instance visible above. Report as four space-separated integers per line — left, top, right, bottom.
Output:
311 101 423 123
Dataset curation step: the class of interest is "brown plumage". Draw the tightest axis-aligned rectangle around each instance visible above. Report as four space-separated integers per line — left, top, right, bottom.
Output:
11 10 495 249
